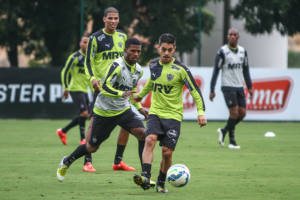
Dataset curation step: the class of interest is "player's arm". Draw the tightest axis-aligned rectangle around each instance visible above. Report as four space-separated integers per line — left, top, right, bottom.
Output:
242 50 253 97
134 78 152 102
101 62 126 97
85 35 98 82
61 53 76 99
210 49 225 101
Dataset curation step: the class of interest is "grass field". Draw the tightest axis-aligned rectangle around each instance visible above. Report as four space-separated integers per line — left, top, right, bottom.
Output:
0 120 299 200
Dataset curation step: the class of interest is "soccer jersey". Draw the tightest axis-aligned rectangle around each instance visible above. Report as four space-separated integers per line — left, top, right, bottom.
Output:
138 58 205 122
210 45 252 93
85 28 127 83
61 50 90 93
93 57 143 117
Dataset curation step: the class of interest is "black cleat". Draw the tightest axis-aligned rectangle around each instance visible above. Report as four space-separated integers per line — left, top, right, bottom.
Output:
133 174 152 190
156 184 168 193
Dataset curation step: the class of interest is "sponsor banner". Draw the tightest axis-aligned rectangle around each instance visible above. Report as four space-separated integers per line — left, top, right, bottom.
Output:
139 67 300 121
1 67 299 120
0 68 81 118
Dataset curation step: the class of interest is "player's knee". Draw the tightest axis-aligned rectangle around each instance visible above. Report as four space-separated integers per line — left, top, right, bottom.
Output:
145 135 156 147
80 110 89 118
162 147 173 160
86 143 99 153
229 109 239 118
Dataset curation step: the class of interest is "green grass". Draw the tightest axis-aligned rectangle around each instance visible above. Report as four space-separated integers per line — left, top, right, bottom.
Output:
0 120 299 200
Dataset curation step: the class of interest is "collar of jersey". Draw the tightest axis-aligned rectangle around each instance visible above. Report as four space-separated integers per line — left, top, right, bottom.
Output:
123 57 136 73
79 49 86 56
227 45 238 53
159 57 175 66
103 28 115 36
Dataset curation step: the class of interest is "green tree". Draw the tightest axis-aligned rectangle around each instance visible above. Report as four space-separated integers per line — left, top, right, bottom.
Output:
231 0 300 35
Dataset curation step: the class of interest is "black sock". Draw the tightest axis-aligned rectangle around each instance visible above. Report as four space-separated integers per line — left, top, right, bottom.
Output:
157 170 166 185
229 130 237 145
78 116 87 140
235 117 242 126
62 116 80 133
114 144 126 165
63 144 88 167
226 118 236 132
138 140 145 167
84 153 92 164
142 163 152 178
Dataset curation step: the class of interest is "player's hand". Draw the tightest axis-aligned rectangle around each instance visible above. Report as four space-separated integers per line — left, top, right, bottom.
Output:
62 90 69 100
134 95 142 102
209 92 215 101
248 89 253 99
197 115 207 127
138 108 148 120
123 91 136 98
92 79 100 92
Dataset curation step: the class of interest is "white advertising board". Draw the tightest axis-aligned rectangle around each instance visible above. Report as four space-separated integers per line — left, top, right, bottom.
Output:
138 67 300 121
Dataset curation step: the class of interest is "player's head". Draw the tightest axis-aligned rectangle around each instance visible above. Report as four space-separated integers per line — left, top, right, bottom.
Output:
80 34 89 53
124 37 142 65
103 7 119 34
227 28 239 48
158 33 176 64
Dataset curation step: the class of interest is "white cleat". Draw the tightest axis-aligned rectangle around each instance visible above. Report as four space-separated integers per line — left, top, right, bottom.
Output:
57 156 68 181
217 128 225 147
228 144 240 149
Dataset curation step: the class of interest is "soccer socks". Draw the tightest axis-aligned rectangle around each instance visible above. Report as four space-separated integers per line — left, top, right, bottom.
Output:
114 144 126 165
84 153 92 165
138 140 145 166
62 116 80 133
63 144 88 167
78 116 87 140
142 163 152 178
157 170 166 186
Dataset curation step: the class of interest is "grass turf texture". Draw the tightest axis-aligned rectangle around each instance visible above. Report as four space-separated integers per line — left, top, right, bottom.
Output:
0 120 299 200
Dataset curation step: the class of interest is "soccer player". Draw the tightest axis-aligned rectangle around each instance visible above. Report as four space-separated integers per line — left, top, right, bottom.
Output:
209 28 253 149
57 35 90 146
84 7 137 171
133 33 207 193
57 38 150 182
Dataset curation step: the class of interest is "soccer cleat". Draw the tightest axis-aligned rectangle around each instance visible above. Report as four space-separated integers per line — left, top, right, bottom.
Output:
79 138 86 145
57 156 68 181
82 162 96 172
56 128 67 145
156 184 168 193
228 143 240 149
113 161 136 171
133 174 154 190
217 128 225 147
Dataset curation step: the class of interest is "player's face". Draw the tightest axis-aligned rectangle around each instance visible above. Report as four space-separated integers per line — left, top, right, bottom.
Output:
227 30 239 47
124 44 142 65
103 12 119 33
80 37 89 53
159 43 176 64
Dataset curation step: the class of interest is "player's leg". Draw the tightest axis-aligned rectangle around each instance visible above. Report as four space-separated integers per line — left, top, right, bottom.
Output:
82 117 95 172
56 116 79 145
78 93 90 144
112 128 136 171
236 88 247 125
156 118 180 193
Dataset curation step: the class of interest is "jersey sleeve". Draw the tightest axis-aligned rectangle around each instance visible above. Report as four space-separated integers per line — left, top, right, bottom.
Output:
210 49 225 93
101 62 124 97
182 68 206 115
242 50 252 90
61 54 76 90
85 35 98 83
137 78 152 98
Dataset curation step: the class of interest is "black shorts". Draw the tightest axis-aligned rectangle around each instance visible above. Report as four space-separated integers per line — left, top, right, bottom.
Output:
221 87 246 108
70 91 90 113
89 108 144 146
146 114 181 150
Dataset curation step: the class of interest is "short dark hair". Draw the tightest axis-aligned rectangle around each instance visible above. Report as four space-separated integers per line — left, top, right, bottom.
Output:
158 33 176 45
104 7 119 17
125 37 141 49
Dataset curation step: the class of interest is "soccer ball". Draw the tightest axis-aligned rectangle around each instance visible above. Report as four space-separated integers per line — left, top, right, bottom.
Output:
167 164 191 187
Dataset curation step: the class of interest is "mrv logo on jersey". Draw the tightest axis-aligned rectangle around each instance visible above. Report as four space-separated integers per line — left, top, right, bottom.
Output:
245 77 292 112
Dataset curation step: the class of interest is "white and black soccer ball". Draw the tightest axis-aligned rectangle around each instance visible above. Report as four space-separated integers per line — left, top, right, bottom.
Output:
167 164 191 187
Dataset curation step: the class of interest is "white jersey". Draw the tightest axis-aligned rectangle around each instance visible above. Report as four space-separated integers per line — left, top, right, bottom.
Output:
95 57 143 112
210 44 252 93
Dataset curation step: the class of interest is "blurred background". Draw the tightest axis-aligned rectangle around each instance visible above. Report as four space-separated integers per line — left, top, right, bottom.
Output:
1 0 300 120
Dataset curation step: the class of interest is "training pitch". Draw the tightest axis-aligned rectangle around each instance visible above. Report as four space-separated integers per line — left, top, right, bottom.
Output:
0 120 299 200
